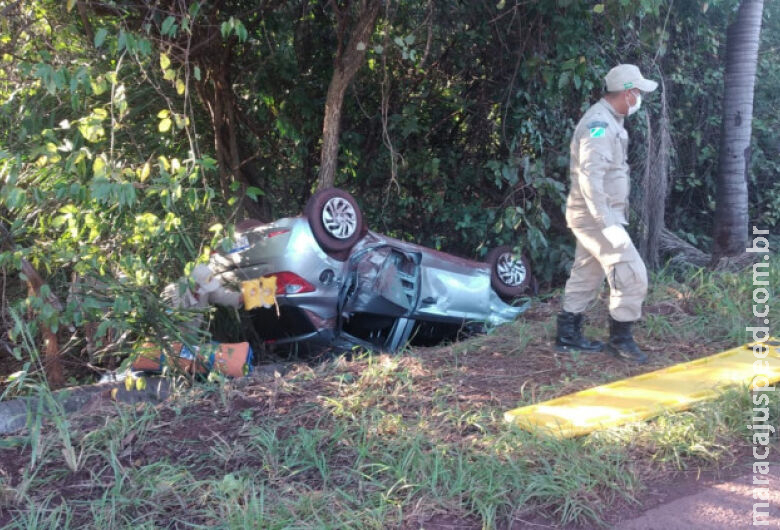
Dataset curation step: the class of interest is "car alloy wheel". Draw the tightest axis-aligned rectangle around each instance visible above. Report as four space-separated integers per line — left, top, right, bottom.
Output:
486 245 532 298
322 197 357 240
496 252 527 287
305 188 365 259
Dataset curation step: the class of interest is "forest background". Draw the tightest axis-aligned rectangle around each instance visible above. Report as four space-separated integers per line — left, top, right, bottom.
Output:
0 0 777 385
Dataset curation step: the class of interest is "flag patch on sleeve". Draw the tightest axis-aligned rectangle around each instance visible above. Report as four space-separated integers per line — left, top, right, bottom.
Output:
588 121 608 138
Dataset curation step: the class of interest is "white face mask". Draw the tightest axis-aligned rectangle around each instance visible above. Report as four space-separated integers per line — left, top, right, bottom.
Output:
627 92 642 116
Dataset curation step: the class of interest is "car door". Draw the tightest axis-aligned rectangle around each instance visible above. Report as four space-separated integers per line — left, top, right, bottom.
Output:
340 245 421 318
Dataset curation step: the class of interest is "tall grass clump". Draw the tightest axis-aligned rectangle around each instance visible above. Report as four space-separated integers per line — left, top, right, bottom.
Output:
644 254 779 343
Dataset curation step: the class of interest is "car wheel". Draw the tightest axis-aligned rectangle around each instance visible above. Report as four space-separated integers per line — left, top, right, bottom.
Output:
486 245 532 298
305 188 365 257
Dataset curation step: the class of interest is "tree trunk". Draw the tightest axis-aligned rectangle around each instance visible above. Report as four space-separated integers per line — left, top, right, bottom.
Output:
318 75 350 190
712 0 764 258
21 260 64 388
638 75 671 271
195 55 267 221
317 0 381 190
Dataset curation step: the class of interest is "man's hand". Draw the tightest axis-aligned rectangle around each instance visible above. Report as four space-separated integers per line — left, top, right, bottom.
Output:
602 225 631 249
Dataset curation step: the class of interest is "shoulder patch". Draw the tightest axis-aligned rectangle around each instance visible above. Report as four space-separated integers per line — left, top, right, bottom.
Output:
588 120 608 138
589 127 606 138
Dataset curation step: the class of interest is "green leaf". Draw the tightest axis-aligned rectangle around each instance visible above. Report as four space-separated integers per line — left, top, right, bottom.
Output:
140 162 151 182
92 156 107 178
90 75 108 96
558 71 571 89
94 28 108 48
593 4 605 13
35 64 56 94
173 114 187 129
78 118 104 142
237 23 248 43
161 16 176 36
194 66 202 81
95 319 113 339
246 186 264 201
3 187 26 209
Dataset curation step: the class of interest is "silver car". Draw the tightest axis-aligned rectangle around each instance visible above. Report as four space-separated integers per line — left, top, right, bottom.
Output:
210 188 532 352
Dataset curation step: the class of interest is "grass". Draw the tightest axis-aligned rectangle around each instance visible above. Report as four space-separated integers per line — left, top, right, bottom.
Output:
0 256 778 528
3 359 776 529
642 257 779 344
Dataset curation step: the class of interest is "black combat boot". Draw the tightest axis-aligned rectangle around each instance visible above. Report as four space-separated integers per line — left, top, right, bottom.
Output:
555 311 604 353
606 317 648 364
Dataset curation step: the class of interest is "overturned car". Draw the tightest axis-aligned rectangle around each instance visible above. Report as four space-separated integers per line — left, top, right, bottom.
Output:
210 188 532 352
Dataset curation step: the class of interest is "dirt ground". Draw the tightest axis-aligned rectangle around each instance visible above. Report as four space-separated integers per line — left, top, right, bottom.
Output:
614 465 780 529
0 298 750 528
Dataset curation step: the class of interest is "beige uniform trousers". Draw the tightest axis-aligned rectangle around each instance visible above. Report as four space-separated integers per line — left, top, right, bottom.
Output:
562 225 648 322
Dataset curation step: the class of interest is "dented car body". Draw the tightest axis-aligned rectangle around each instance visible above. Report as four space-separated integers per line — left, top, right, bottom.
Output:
211 189 531 352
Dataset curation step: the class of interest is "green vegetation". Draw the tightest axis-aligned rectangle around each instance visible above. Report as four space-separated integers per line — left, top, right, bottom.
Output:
1 1 778 387
1 263 777 528
1 351 775 528
642 258 780 344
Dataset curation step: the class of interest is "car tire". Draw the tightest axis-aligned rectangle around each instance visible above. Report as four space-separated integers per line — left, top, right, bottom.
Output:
486 245 532 298
305 188 365 257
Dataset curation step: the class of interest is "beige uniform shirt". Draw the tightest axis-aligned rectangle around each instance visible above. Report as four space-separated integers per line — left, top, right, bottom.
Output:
565 99 630 230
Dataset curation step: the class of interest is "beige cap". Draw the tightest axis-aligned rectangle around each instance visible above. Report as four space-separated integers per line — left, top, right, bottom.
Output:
605 64 658 92
191 264 220 293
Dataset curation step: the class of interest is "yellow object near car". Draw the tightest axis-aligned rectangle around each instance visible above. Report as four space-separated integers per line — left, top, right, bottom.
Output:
504 339 780 438
242 276 277 310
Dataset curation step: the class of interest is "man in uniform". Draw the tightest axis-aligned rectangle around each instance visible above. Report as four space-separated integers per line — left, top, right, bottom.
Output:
555 64 658 364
